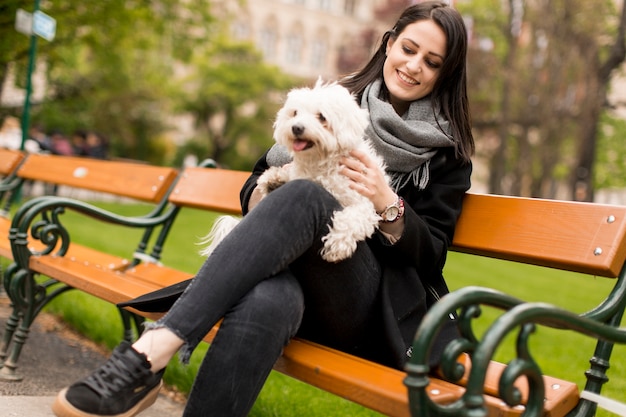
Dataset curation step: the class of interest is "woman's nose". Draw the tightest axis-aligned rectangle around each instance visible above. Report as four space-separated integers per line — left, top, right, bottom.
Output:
406 57 422 74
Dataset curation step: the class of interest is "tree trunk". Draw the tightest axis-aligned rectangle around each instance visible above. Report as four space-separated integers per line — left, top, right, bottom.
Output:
489 0 520 195
570 1 626 202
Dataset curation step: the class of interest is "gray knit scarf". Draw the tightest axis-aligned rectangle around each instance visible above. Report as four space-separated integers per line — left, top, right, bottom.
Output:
362 79 454 191
267 79 455 191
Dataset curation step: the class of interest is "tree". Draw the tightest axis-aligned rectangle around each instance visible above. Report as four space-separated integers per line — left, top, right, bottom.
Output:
0 0 36 116
459 0 624 200
568 0 626 201
3 0 214 164
176 37 295 170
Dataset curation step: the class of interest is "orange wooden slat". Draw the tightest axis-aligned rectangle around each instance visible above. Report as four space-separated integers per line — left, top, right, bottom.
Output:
0 149 25 176
168 167 249 214
16 154 179 202
451 193 626 277
123 262 193 288
0 218 12 259
30 255 155 304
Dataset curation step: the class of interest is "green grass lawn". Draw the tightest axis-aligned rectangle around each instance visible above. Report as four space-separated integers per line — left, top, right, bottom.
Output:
16 200 626 416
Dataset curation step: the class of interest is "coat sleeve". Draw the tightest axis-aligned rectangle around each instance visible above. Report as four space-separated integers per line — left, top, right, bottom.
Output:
375 148 472 278
240 150 271 215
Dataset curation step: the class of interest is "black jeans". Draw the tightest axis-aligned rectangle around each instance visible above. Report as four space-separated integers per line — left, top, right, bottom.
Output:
154 180 383 416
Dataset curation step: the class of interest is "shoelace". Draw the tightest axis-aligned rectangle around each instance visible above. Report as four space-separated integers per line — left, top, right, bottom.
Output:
84 349 151 397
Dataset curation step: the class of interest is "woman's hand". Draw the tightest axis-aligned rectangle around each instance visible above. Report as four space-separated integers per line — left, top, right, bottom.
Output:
340 149 397 213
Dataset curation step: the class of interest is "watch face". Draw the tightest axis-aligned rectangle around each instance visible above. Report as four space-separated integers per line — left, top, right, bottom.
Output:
384 206 399 221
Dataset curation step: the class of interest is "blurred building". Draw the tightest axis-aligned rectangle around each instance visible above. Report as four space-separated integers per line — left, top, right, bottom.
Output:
213 0 393 80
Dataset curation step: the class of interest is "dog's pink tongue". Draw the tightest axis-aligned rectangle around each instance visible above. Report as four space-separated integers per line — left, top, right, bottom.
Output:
292 139 310 152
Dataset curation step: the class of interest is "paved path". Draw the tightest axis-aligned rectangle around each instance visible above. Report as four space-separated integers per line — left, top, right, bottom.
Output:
0 291 185 416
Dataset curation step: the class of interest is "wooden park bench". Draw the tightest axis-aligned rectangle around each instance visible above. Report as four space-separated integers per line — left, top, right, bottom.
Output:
0 153 180 263
3 163 626 417
0 153 179 379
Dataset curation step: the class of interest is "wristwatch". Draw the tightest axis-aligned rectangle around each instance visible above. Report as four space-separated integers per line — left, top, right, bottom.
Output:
378 197 405 223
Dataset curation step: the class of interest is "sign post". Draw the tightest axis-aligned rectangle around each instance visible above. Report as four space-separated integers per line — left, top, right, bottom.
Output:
16 1 56 151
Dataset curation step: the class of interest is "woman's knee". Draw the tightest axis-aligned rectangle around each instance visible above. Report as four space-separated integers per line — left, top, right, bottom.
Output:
232 273 304 339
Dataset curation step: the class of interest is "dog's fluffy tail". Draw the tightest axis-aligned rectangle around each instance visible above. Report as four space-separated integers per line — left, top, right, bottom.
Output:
198 215 241 257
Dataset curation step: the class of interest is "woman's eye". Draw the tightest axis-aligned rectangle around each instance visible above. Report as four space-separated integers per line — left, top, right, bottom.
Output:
402 46 415 55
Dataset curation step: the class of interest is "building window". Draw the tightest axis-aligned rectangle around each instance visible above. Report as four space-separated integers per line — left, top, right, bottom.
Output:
344 0 357 16
286 33 303 64
310 39 327 69
259 27 278 59
317 0 332 12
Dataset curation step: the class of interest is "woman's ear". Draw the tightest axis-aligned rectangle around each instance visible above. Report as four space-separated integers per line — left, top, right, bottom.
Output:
386 37 394 55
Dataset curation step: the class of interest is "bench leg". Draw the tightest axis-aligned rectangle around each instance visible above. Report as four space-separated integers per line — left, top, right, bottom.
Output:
0 305 20 367
0 322 30 381
0 267 49 381
118 308 146 342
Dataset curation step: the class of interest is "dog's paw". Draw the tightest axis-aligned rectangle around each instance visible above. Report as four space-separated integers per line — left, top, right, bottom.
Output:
257 167 288 196
320 232 358 263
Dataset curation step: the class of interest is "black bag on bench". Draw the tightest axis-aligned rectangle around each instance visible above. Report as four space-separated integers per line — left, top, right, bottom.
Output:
117 278 193 313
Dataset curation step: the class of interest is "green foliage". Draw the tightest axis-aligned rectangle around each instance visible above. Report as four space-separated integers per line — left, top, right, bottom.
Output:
595 112 626 189
44 1 208 164
176 37 298 170
3 1 297 168
457 0 623 198
3 0 215 165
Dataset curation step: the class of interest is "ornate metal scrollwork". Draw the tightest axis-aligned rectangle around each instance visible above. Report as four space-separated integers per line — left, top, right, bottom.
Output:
29 207 70 256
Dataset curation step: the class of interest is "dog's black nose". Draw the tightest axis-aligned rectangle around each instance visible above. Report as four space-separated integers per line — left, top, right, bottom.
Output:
292 124 305 136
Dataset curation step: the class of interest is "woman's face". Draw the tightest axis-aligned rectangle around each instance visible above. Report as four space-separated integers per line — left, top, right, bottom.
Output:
383 19 447 114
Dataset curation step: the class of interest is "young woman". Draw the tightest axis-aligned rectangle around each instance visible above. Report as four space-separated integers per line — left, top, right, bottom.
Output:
52 2 474 416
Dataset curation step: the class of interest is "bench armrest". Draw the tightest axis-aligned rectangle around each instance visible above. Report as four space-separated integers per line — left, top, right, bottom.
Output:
9 195 176 267
405 267 626 417
405 286 524 416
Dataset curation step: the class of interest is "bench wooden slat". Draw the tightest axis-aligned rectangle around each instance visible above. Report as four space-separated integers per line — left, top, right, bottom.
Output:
452 193 626 277
0 149 25 176
168 167 250 214
0 219 12 258
30 256 157 304
16 154 179 203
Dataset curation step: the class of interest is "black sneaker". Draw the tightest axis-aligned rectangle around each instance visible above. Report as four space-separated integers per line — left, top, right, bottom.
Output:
52 341 164 417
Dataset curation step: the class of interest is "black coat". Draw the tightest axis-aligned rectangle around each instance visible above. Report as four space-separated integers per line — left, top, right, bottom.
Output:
240 147 472 369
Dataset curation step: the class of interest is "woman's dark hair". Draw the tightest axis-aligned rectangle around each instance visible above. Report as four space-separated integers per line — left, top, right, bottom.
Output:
340 1 474 162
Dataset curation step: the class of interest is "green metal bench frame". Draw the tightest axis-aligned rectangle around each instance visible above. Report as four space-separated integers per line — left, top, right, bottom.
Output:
405 193 626 417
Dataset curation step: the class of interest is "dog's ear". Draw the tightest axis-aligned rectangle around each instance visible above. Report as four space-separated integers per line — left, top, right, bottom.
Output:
322 84 369 150
334 106 370 151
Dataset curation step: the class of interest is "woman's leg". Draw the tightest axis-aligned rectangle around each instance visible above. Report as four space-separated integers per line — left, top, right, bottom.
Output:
183 271 304 417
53 180 381 417
152 179 345 361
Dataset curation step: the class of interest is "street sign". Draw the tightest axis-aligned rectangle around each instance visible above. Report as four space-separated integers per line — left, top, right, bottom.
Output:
33 10 56 41
15 9 33 36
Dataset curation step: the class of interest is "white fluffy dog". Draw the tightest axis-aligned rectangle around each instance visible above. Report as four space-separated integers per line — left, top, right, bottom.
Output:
201 79 388 262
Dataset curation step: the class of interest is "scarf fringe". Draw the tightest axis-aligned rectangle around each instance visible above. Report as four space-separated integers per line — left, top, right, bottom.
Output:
390 160 431 192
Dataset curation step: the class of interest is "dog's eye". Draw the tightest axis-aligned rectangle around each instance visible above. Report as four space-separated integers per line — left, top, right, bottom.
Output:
318 113 326 123
292 110 298 117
